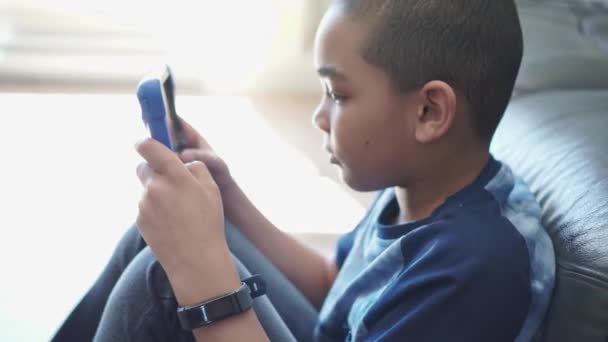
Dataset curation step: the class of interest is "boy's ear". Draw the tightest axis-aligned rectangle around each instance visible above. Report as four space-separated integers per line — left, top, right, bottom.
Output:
414 81 457 143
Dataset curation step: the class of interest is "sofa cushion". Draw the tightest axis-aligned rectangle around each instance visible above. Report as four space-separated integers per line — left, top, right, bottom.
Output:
582 13 608 52
515 2 608 93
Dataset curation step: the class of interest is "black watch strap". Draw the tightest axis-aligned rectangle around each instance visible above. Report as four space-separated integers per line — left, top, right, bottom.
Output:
177 274 266 331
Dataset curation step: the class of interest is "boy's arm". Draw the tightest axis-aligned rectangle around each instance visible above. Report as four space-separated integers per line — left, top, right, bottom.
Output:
135 139 270 342
176 118 338 308
222 182 339 309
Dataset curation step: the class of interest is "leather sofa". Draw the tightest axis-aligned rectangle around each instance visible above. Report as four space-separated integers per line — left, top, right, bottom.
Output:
491 2 608 340
492 90 608 341
515 1 608 94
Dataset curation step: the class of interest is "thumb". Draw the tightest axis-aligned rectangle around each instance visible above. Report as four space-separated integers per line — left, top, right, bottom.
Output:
176 118 211 150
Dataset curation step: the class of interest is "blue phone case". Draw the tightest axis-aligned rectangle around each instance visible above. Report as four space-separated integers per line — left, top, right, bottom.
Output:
137 74 173 150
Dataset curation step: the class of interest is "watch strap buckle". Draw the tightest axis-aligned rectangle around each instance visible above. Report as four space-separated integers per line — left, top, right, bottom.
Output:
242 274 266 298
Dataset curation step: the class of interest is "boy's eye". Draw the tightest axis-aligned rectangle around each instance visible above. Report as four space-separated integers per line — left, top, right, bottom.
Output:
325 88 347 104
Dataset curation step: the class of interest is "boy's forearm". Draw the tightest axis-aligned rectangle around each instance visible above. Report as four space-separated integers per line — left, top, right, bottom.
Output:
221 182 337 309
168 244 269 342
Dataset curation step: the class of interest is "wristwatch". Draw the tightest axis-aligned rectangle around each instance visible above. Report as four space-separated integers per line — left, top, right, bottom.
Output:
176 274 266 330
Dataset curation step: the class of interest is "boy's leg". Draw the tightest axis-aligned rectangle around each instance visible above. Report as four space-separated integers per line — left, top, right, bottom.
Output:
52 223 318 341
224 221 318 342
51 225 146 342
93 246 297 342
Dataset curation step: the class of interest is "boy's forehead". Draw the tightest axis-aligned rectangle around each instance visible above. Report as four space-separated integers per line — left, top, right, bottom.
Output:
314 7 369 71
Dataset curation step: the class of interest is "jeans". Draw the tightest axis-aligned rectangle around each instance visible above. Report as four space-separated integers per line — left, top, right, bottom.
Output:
51 222 318 342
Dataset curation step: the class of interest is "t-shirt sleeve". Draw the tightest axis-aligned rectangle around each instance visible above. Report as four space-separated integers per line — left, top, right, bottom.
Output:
363 230 531 342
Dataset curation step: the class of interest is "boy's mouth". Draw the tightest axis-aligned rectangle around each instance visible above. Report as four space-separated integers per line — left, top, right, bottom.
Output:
324 145 340 165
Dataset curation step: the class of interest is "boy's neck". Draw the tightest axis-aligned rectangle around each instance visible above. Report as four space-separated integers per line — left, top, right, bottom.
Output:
392 150 490 225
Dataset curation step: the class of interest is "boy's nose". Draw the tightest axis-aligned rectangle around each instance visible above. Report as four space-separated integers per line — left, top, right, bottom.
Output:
312 105 330 133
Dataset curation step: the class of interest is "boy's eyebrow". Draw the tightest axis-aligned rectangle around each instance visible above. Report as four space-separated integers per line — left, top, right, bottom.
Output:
317 65 347 80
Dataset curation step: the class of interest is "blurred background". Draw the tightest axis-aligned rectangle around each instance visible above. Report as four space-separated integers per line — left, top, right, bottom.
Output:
0 0 326 93
0 0 372 340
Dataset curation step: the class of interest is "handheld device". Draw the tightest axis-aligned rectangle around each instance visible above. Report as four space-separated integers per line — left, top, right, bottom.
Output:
137 65 187 152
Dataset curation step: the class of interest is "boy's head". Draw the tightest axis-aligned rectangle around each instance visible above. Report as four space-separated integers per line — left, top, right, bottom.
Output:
313 0 523 191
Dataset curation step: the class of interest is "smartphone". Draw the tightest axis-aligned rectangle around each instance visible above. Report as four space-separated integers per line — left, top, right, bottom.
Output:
137 65 187 152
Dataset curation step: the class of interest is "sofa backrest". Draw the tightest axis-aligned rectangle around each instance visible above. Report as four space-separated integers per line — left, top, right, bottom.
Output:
491 90 608 341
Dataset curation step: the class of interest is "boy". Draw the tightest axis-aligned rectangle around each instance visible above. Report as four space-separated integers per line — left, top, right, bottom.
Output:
52 0 555 341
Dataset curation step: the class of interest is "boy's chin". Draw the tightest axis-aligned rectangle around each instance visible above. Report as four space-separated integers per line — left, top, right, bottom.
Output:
339 168 384 192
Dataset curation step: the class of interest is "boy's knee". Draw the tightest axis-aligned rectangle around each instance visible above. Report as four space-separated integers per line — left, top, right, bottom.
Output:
119 246 177 316
97 247 189 341
110 225 147 272
96 246 254 341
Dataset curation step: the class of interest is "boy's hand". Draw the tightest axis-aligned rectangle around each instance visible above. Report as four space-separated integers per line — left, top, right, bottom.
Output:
177 118 235 193
135 138 228 281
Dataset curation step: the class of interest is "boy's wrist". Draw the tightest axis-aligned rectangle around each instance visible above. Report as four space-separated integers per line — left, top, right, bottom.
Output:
167 245 241 307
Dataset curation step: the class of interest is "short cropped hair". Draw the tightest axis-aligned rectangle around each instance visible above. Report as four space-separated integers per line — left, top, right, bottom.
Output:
335 0 524 141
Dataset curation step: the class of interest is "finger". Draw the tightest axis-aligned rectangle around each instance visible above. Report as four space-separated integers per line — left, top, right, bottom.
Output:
136 138 185 177
177 118 212 149
136 162 154 186
180 148 215 164
186 161 214 184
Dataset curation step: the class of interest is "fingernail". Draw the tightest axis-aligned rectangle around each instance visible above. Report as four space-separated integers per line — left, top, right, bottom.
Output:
135 138 147 149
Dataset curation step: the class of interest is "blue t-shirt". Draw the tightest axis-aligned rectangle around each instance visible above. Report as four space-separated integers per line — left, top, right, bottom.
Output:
316 156 555 342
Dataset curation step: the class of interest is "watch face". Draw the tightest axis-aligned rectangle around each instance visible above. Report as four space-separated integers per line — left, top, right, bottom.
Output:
177 283 255 330
206 296 239 321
